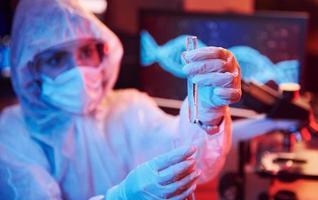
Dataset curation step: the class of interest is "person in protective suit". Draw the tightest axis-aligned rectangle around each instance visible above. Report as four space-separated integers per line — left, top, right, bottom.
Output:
0 0 241 199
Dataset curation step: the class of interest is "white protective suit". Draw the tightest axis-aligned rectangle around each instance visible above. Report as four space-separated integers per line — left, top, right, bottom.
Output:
0 0 232 199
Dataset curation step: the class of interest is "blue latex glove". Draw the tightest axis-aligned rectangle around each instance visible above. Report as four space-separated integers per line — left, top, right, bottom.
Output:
106 146 201 200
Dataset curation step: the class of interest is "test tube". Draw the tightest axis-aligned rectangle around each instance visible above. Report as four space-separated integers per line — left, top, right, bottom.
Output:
186 35 199 124
185 36 198 200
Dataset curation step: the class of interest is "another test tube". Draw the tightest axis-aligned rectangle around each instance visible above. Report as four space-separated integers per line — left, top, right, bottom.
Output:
186 35 199 124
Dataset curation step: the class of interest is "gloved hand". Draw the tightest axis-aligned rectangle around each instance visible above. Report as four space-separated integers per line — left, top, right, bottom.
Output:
106 146 201 200
182 47 241 127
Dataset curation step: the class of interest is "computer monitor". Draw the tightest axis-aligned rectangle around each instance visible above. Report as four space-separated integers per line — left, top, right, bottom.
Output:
139 10 308 105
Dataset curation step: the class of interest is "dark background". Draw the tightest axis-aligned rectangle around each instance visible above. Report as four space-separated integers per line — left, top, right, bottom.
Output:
139 11 307 102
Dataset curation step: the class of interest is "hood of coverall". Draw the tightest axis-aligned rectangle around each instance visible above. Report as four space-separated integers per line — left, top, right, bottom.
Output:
10 0 123 133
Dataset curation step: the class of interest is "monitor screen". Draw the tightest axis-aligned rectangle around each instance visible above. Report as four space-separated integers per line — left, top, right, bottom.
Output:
139 10 308 102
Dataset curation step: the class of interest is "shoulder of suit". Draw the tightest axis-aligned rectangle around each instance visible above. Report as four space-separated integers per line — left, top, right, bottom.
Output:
0 104 25 129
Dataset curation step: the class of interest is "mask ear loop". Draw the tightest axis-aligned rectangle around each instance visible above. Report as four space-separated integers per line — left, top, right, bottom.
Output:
96 42 108 62
24 60 55 111
27 60 42 87
96 42 110 87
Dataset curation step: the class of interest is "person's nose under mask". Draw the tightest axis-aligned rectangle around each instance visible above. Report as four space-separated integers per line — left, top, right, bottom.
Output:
41 66 104 114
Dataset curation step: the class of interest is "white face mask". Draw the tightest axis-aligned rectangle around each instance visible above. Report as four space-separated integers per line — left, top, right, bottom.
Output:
41 66 104 114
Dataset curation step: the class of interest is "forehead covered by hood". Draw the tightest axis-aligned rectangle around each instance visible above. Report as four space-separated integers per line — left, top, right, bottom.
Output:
11 0 114 71
10 0 123 133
